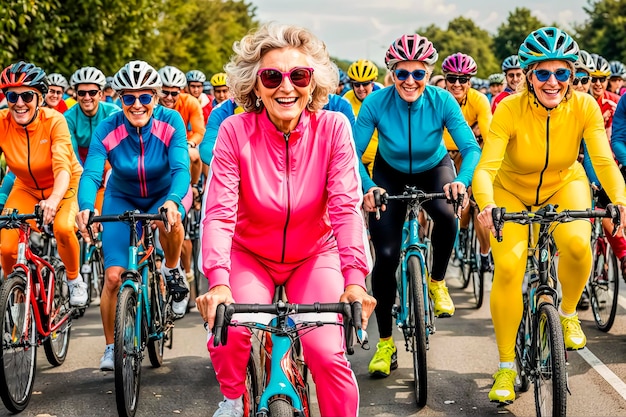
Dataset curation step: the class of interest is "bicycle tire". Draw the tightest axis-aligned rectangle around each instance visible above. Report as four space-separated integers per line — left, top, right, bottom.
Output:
534 303 567 417
469 224 484 309
407 255 428 408
91 247 105 300
268 397 293 417
244 353 258 417
514 299 531 393
148 270 172 367
115 287 141 417
43 264 71 366
458 227 471 289
0 275 37 413
589 239 619 332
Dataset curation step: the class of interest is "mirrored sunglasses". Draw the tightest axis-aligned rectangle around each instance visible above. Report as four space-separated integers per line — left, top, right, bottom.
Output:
121 93 154 106
6 91 37 104
533 68 571 83
257 67 314 89
395 69 427 81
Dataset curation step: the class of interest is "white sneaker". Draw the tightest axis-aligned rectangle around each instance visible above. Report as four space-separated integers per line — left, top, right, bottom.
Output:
212 398 243 417
69 279 88 307
172 292 189 319
100 345 114 371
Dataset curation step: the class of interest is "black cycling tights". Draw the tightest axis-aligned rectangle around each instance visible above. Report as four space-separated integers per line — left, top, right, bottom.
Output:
369 154 458 338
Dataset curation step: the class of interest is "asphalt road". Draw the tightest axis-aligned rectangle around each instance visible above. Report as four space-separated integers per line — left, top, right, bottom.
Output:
3 263 626 417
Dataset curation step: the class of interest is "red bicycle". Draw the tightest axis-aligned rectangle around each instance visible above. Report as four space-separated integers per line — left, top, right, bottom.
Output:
0 206 73 413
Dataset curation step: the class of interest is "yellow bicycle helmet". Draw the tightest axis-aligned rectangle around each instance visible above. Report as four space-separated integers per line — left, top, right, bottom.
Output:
347 59 378 82
210 72 227 87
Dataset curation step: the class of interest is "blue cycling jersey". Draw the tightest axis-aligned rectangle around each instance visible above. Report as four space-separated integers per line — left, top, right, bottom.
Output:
353 85 480 190
64 101 120 164
78 106 190 211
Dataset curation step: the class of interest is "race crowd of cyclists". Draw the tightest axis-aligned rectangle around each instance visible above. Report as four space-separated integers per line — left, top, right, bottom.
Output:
2 20 626 417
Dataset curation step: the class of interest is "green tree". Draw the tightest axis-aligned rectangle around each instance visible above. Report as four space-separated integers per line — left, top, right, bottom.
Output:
493 8 546 63
418 17 500 78
574 0 626 63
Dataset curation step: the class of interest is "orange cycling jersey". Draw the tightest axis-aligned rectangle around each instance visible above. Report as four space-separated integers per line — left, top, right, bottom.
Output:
174 92 206 146
0 107 82 192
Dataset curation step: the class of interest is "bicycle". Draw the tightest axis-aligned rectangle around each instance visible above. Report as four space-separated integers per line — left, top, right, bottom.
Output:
491 203 620 417
0 206 73 413
79 232 105 310
373 186 458 408
212 300 366 417
586 194 619 332
453 201 484 308
86 209 175 417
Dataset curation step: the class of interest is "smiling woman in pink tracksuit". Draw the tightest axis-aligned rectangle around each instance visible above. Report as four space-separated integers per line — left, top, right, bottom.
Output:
195 23 377 417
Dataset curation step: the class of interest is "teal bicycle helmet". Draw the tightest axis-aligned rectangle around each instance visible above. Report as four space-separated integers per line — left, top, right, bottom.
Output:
518 27 579 69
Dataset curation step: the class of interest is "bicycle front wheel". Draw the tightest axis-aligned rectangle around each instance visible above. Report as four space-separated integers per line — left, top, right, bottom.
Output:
268 397 293 417
589 239 619 332
407 255 428 408
91 247 105 300
115 287 142 417
469 221 484 309
0 275 37 413
244 352 258 417
534 303 567 417
43 264 71 366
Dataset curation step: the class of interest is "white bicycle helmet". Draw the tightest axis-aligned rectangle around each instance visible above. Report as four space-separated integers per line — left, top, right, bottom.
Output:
158 66 187 88
111 60 162 92
70 66 106 89
47 73 69 91
186 70 206 84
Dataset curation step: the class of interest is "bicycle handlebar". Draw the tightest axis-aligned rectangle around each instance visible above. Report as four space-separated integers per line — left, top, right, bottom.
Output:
0 205 43 229
86 208 170 242
491 204 621 242
372 186 461 220
211 301 368 354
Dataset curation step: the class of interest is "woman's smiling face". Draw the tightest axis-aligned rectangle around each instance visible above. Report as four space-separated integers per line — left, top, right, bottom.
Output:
254 47 314 134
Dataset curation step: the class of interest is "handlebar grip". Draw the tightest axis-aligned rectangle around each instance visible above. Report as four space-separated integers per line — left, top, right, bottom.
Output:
344 303 354 355
606 204 621 236
160 207 171 233
34 205 43 228
373 189 382 208
492 207 505 242
212 303 227 347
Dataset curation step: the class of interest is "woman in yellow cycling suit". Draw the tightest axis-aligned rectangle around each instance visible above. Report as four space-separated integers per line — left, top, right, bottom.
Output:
473 27 626 405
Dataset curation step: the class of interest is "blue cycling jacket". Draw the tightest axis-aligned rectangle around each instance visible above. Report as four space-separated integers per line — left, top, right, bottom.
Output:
353 84 480 191
78 106 190 211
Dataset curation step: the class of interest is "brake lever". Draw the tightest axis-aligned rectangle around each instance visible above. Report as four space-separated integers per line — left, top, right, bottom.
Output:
492 207 505 242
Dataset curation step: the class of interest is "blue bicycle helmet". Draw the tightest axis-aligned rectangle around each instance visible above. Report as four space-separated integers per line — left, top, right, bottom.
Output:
501 55 520 72
518 27 579 69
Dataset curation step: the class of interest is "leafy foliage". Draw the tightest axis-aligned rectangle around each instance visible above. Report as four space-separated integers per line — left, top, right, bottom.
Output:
419 17 500 78
492 8 546 63
573 0 626 63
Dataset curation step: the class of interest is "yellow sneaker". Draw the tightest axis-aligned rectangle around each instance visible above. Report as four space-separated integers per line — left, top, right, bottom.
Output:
561 313 586 350
368 338 397 378
428 280 455 317
489 368 516 404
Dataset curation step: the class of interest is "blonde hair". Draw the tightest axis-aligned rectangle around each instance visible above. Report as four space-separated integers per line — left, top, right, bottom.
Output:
225 22 337 113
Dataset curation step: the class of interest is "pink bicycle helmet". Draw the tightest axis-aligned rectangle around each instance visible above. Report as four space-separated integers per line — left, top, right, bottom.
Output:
441 52 478 75
385 34 438 69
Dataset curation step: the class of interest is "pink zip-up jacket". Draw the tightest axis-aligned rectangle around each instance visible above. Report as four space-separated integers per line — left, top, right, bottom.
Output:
202 108 370 290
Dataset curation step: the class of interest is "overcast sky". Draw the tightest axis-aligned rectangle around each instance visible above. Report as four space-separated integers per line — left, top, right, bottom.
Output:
248 0 590 66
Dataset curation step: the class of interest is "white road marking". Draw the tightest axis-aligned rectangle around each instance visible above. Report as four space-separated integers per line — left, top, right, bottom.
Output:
577 348 626 401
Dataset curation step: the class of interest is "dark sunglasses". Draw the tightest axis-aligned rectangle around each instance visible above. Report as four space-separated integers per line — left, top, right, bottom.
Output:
445 74 470 85
533 68 571 82
6 91 37 104
257 67 314 89
121 93 154 106
162 90 180 98
591 76 607 84
395 69 426 81
351 81 372 88
573 76 590 86
77 89 99 97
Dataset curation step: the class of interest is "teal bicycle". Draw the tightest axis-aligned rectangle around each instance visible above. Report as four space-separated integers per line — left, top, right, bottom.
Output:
374 186 458 408
87 209 175 417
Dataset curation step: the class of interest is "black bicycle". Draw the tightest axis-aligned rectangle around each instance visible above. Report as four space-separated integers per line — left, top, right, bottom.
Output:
492 203 620 417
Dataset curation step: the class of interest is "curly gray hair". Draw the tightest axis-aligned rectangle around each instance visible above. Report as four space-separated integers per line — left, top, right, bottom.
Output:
225 22 338 113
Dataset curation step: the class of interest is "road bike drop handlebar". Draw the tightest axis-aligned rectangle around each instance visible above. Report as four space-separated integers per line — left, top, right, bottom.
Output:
491 203 622 242
0 205 43 229
211 301 369 354
372 186 463 219
85 207 171 242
